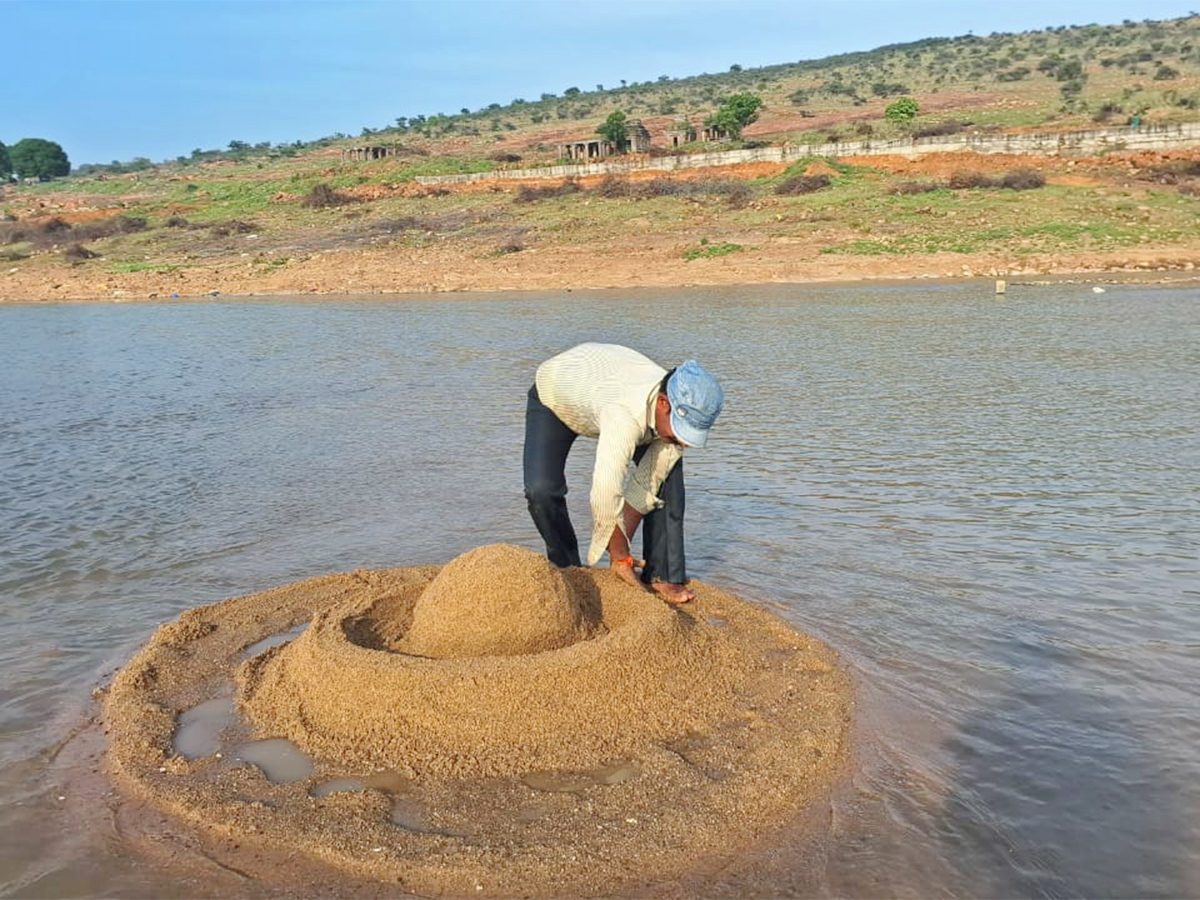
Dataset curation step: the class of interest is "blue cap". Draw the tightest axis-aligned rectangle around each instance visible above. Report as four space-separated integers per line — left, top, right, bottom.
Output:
666 360 724 448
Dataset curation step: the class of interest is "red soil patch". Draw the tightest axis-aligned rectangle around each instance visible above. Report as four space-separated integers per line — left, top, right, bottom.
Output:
802 160 841 178
861 152 1063 177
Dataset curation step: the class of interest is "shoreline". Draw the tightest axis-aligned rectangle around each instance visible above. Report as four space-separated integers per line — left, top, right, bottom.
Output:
4 248 1199 305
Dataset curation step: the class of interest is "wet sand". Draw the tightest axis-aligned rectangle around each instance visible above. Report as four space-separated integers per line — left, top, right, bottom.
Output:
4 238 1200 305
103 545 853 897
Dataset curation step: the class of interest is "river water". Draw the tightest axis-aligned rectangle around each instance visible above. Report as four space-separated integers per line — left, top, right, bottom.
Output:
0 283 1197 898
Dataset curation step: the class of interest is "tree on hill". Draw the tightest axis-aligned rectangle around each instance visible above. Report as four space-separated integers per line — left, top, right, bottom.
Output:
596 111 629 147
885 97 920 125
10 138 70 180
0 142 10 179
706 93 763 140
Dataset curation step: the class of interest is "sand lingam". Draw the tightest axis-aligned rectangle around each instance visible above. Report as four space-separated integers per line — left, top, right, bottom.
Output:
104 544 852 896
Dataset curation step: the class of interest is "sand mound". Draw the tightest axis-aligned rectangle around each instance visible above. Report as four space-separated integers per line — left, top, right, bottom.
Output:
104 544 853 897
239 545 725 775
399 543 594 658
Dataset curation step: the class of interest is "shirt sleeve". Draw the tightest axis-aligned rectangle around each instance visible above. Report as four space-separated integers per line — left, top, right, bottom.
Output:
624 440 682 514
586 405 642 565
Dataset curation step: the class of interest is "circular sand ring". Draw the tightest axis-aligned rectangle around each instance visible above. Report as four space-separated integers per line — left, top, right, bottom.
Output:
105 544 852 896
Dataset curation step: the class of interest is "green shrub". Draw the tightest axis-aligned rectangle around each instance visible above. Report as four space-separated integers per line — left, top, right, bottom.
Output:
885 97 920 124
684 241 743 260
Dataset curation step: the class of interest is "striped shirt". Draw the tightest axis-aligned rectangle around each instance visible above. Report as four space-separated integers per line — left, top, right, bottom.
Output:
535 343 683 565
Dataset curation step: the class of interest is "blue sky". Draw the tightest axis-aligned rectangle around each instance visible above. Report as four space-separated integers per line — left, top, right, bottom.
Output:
5 0 1198 166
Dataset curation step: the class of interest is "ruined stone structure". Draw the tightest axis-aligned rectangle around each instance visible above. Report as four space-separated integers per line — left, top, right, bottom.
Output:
665 122 698 149
558 119 651 161
416 122 1200 187
341 145 405 162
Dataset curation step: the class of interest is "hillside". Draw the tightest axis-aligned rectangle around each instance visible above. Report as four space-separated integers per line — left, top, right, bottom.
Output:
369 12 1200 164
3 14 1200 301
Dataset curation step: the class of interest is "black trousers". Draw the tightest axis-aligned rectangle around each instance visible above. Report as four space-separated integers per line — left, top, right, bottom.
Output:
523 385 686 583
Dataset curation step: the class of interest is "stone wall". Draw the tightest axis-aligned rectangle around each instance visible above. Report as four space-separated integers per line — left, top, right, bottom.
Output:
414 122 1200 186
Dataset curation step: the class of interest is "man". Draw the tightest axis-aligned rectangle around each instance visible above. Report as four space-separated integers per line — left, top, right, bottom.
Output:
523 343 724 604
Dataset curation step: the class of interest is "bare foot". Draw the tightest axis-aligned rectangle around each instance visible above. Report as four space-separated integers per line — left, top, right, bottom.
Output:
610 557 650 593
650 581 695 605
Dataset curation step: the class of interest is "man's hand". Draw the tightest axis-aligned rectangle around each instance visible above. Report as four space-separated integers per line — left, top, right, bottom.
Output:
610 555 650 592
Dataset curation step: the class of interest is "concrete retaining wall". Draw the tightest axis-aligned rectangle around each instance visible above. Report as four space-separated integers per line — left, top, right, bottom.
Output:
414 122 1200 186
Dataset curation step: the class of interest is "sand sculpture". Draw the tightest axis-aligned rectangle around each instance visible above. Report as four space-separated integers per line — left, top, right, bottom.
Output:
105 544 852 896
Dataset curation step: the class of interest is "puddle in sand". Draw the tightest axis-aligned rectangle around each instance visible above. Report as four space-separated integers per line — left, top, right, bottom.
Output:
389 796 430 831
234 738 314 783
173 697 236 759
521 759 641 793
309 771 457 835
171 623 309 763
310 770 413 798
389 795 470 837
310 777 366 798
240 624 307 659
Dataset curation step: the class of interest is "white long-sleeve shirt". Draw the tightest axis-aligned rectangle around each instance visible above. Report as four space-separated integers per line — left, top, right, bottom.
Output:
535 343 683 565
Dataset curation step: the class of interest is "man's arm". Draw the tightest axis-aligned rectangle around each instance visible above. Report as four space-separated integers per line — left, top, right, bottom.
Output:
607 503 647 591
585 408 641 565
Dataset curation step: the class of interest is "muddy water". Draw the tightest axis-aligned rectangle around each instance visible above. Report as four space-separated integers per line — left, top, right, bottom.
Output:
1 283 1198 897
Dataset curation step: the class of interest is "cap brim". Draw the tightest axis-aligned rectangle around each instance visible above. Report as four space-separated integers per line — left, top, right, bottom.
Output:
670 410 709 448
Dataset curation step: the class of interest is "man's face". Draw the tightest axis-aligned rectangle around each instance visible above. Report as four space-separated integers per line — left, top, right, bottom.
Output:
655 393 687 447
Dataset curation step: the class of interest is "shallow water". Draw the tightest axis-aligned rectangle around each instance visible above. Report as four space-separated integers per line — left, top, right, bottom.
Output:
233 739 313 784
1 283 1197 897
172 697 234 760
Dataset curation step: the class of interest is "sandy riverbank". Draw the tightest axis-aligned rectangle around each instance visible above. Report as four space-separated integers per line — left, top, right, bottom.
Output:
4 240 1200 304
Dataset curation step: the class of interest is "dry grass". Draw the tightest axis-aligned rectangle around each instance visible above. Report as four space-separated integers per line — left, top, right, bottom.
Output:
775 174 833 195
948 169 1045 190
892 179 944 195
62 244 99 261
515 179 583 203
301 183 359 208
0 214 148 249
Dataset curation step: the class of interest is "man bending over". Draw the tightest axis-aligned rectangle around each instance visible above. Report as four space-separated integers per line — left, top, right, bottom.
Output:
524 342 724 604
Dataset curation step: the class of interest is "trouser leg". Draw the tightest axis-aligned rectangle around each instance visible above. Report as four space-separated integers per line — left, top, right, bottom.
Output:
523 385 582 568
635 450 686 585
